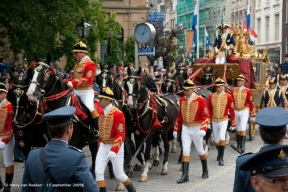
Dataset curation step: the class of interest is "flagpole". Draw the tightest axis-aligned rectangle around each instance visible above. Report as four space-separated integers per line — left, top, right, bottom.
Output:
204 26 206 56
196 1 199 59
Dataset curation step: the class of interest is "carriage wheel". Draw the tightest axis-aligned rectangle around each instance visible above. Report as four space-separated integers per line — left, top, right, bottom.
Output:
248 119 256 141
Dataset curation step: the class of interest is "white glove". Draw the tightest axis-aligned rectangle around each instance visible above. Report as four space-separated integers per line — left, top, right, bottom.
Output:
250 117 255 121
173 131 178 139
198 130 206 137
0 141 6 151
225 46 230 50
67 81 73 88
207 124 211 129
107 151 117 161
229 126 236 131
215 48 219 53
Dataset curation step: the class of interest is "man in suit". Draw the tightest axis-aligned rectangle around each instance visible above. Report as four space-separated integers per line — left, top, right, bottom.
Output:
233 107 288 192
22 106 99 192
213 24 236 64
240 145 288 192
260 77 285 108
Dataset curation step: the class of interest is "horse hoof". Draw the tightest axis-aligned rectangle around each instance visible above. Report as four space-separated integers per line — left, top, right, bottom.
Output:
115 183 125 191
153 160 159 166
126 170 134 178
170 148 177 153
148 162 153 170
161 168 168 175
179 165 183 171
133 164 142 171
139 176 148 182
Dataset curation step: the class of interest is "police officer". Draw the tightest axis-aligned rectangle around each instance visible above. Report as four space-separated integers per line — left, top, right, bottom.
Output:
230 74 256 153
64 41 98 130
260 77 284 108
278 74 288 108
207 78 236 166
0 83 14 192
240 145 288 192
233 107 288 192
280 54 288 75
22 106 99 192
213 24 236 64
173 79 210 183
95 87 136 192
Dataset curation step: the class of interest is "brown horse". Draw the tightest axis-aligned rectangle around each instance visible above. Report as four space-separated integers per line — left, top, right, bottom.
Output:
26 54 98 178
123 67 179 182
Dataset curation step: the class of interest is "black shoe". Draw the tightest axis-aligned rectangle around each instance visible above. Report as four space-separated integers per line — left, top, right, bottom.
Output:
177 162 189 183
14 159 25 163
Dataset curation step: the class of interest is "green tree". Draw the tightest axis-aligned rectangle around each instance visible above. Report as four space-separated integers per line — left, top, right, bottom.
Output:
123 35 135 65
0 0 122 69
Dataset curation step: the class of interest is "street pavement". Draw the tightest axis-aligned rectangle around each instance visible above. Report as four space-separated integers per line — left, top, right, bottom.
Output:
2 128 288 192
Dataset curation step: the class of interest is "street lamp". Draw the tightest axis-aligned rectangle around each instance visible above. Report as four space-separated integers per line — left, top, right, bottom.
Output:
76 17 92 38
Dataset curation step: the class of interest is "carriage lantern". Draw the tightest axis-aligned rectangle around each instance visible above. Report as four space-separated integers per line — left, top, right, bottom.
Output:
76 17 92 38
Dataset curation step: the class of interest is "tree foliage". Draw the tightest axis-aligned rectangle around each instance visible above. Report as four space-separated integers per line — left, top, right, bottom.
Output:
0 0 122 69
123 35 135 65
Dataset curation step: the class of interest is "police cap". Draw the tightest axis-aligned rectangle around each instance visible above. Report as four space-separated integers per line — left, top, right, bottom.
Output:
43 106 76 125
239 145 288 177
256 107 288 132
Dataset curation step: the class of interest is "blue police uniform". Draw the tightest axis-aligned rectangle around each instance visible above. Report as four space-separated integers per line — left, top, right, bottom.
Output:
22 106 99 192
280 54 288 75
233 107 288 192
260 78 284 108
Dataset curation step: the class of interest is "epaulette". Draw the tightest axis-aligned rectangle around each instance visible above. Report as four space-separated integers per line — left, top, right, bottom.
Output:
238 152 253 158
69 146 83 153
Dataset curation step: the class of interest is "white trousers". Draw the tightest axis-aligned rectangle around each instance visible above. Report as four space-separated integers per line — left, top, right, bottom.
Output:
212 121 228 144
0 136 14 167
95 142 128 182
74 89 95 112
235 109 249 132
182 125 205 156
215 51 226 64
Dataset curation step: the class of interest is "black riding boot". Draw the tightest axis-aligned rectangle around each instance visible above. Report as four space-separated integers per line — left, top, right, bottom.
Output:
125 182 136 192
99 187 106 192
216 146 220 161
201 159 209 178
91 117 100 137
177 162 189 183
3 169 13 192
241 136 246 153
236 135 241 150
0 176 3 189
219 146 225 166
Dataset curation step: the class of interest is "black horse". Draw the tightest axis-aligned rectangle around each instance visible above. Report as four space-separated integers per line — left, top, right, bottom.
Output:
7 69 49 158
26 54 99 178
123 67 179 182
200 67 218 86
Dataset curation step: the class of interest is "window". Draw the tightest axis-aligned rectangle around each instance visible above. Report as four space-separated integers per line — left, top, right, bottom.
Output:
275 14 279 41
265 16 269 42
257 18 261 43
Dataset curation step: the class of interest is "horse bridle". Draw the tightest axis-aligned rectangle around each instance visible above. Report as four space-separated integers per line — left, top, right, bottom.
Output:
126 76 146 108
31 62 59 97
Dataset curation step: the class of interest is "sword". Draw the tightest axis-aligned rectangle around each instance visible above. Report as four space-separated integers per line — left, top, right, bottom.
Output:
230 144 242 154
43 134 49 144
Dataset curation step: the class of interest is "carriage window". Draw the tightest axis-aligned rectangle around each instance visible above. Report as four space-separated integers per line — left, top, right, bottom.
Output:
254 63 261 84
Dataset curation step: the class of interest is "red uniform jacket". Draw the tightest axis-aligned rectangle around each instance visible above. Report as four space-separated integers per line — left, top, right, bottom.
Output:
174 94 210 132
230 87 256 117
98 106 125 154
70 57 96 90
0 100 13 144
207 92 236 127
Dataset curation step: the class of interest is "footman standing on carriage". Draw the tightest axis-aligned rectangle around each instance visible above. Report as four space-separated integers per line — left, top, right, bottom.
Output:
207 78 236 166
0 83 14 192
260 77 284 109
95 87 136 192
230 74 256 153
22 106 99 192
213 24 236 64
65 41 99 130
173 79 210 183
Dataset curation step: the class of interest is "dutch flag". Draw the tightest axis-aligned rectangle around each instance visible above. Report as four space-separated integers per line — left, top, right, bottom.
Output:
244 0 257 42
192 1 198 50
205 27 211 50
